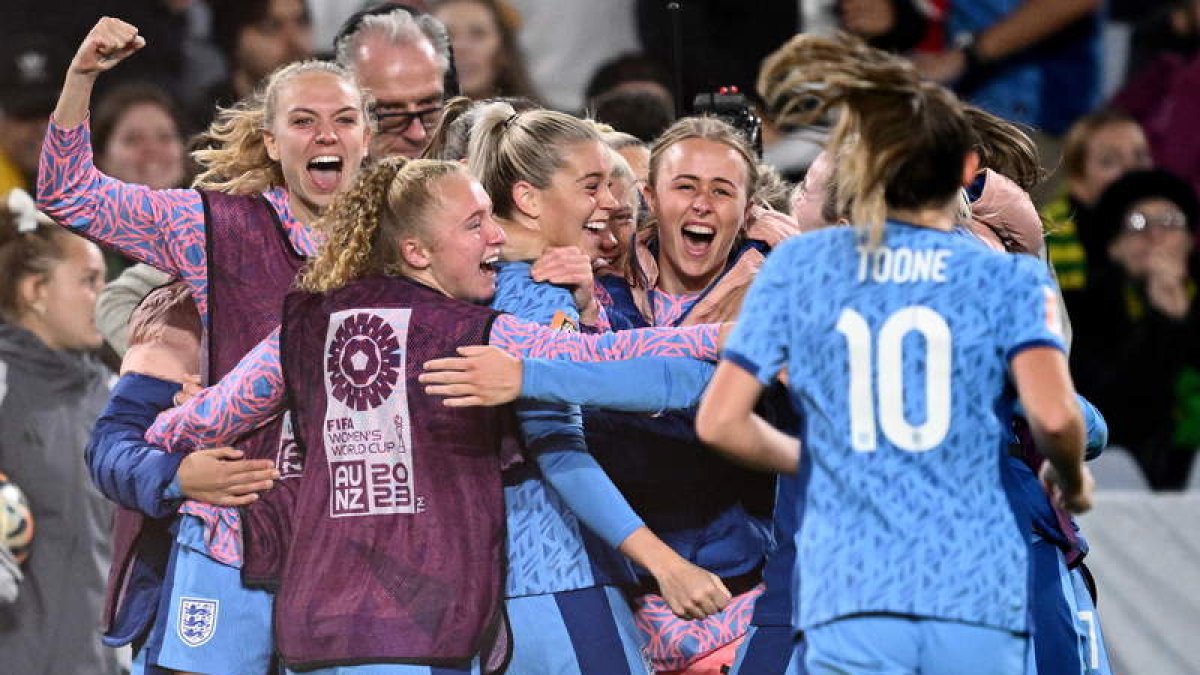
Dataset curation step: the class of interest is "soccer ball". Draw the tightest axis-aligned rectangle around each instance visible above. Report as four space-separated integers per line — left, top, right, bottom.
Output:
0 471 33 564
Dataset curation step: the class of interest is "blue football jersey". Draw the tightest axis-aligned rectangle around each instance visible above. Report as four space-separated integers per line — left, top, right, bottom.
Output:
724 221 1065 633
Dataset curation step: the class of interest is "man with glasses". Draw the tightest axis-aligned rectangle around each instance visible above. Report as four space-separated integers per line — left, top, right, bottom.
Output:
335 6 454 159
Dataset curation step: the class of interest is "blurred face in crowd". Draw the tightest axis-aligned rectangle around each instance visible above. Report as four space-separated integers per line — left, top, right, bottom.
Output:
1071 121 1152 206
411 170 508 304
647 138 751 294
99 102 186 190
236 0 313 85
1109 197 1194 280
0 112 48 182
352 32 445 159
434 0 502 99
264 71 370 221
525 140 615 248
19 233 105 351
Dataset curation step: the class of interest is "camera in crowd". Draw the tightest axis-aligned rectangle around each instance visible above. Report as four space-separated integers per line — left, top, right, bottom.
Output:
692 86 763 157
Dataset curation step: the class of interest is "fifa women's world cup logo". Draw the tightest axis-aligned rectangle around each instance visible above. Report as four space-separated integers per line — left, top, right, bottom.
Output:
327 312 403 411
323 308 418 518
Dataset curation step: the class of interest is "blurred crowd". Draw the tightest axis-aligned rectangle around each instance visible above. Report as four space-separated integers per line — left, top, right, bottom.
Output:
1 0 1197 485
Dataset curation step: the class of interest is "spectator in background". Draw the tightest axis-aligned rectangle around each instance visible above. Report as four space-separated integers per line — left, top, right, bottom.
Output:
1071 169 1200 489
586 52 675 113
585 53 676 142
189 0 313 132
94 83 188 193
592 89 675 144
912 0 1103 201
335 4 453 159
0 189 116 675
1112 5 1200 203
93 82 189 281
0 37 71 195
1042 110 1152 307
431 0 539 101
1125 0 1200 79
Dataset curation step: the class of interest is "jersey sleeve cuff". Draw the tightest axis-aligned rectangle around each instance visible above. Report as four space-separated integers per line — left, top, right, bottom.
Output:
723 349 776 384
1005 338 1066 363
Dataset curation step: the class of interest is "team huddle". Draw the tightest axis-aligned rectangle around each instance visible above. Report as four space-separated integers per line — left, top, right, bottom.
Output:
19 8 1108 675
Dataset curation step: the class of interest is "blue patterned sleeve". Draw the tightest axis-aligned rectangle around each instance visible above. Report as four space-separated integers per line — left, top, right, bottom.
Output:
723 238 797 383
522 357 713 412
996 255 1068 361
493 264 645 548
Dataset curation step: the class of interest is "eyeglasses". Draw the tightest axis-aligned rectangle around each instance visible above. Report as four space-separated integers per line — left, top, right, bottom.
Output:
1122 208 1188 234
375 105 443 135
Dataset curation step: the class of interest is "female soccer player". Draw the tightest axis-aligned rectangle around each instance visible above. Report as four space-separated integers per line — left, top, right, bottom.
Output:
37 17 371 673
696 33 1093 674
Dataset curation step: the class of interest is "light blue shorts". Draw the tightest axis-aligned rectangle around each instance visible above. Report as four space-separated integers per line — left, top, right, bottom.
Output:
137 516 274 675
805 615 1027 675
506 585 651 674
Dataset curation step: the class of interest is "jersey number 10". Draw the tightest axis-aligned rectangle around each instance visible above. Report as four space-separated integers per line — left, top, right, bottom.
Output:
836 306 952 453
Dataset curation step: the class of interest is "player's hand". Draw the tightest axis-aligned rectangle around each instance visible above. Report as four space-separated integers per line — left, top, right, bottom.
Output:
653 558 732 620
71 17 145 76
745 204 801 247
1040 461 1094 514
420 345 522 407
173 375 202 406
177 447 279 507
531 246 596 315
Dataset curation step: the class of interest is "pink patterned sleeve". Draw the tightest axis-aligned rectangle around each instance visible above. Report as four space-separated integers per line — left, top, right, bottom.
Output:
146 329 286 451
488 313 720 361
36 120 208 283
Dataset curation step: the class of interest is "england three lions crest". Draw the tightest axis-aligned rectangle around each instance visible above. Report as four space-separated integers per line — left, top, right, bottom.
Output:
177 597 219 647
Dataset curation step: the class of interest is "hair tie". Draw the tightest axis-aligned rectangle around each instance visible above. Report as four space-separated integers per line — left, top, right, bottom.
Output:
504 111 521 128
6 189 39 234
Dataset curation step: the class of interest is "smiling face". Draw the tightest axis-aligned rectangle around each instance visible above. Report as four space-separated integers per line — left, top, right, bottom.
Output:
529 140 615 248
414 170 508 303
647 138 751 294
99 102 185 189
264 71 370 221
583 173 636 275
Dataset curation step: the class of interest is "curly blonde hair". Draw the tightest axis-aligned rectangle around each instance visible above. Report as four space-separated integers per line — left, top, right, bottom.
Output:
192 60 368 194
299 157 464 292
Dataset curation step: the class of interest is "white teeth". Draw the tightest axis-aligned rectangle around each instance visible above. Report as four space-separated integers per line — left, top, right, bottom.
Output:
584 221 607 232
482 254 500 265
682 224 715 236
592 258 611 269
308 155 343 169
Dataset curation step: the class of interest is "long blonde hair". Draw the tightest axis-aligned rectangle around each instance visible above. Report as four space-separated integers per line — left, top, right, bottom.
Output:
466 101 599 219
758 33 972 245
299 157 463 292
191 60 368 194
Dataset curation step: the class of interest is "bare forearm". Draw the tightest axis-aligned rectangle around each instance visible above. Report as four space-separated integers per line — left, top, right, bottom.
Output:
976 0 1100 62
698 411 799 474
1030 404 1086 488
53 72 98 129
